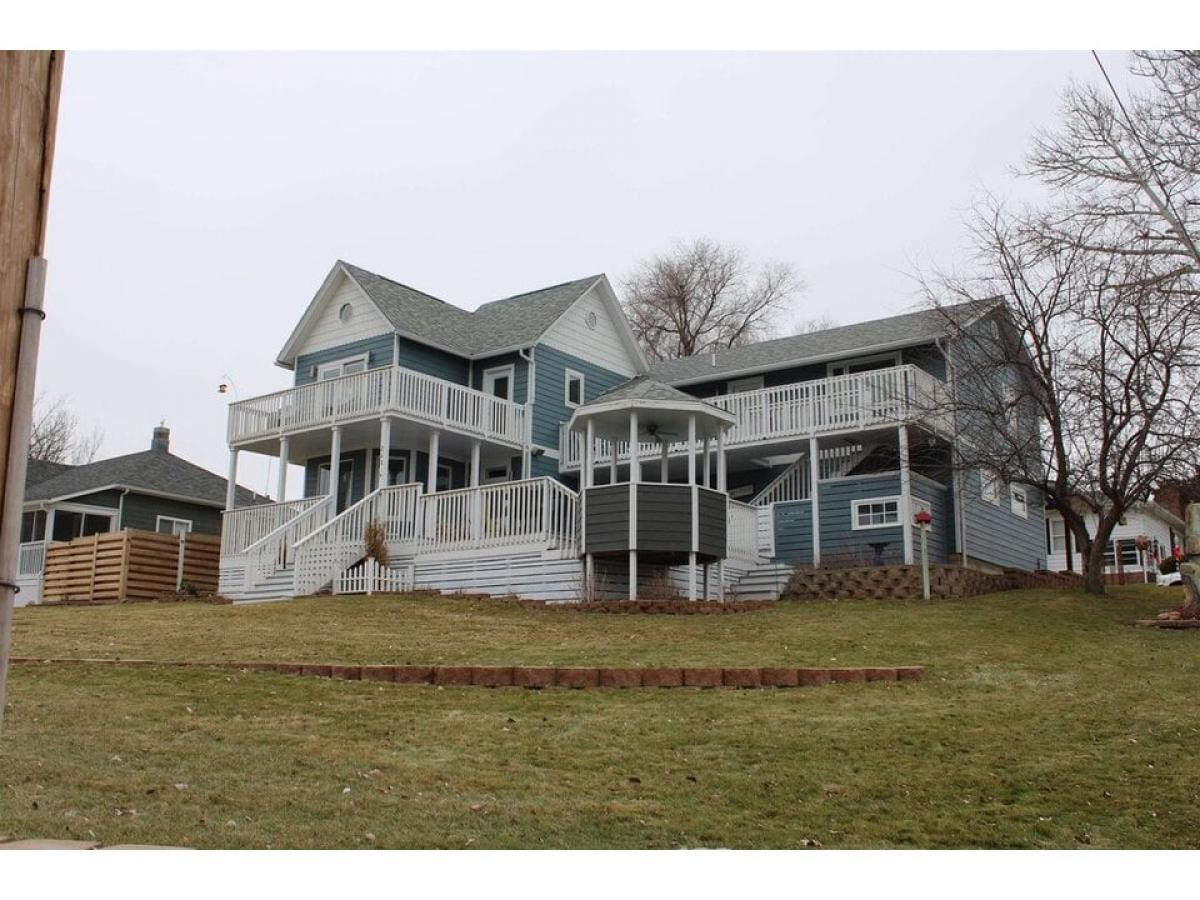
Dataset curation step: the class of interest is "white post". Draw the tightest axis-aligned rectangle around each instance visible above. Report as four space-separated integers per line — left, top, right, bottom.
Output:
660 440 669 483
276 436 289 501
469 440 481 487
225 448 239 510
609 443 618 485
585 419 595 489
176 531 187 591
809 436 820 567
898 424 913 565
702 438 711 488
328 425 342 508
687 415 697 486
688 551 698 601
427 430 440 494
716 429 727 492
378 418 392 489
920 522 930 600
629 411 639 602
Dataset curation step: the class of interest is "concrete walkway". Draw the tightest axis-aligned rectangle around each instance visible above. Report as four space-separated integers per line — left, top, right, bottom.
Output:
0 836 186 849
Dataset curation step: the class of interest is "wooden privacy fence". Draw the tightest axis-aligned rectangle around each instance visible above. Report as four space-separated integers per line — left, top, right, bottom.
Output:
41 529 221 603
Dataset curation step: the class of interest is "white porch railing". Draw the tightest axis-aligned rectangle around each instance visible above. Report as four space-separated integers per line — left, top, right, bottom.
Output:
227 365 528 447
241 495 336 593
222 496 326 556
753 459 812 506
560 365 945 470
727 500 761 561
293 483 424 597
419 477 578 556
18 540 46 576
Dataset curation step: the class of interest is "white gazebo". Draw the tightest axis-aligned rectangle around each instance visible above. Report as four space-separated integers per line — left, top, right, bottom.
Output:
567 377 737 601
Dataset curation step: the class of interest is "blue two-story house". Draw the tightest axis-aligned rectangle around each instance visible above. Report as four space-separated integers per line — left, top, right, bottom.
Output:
218 261 1044 601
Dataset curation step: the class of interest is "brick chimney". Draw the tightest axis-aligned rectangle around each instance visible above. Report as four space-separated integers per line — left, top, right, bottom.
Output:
151 425 170 452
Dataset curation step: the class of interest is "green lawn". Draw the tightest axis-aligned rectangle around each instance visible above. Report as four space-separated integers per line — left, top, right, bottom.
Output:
1 586 1196 849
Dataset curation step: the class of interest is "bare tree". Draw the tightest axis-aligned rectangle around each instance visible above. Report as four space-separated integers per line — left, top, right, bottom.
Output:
924 206 1200 594
1027 52 1200 281
622 238 801 361
794 314 839 335
28 394 104 465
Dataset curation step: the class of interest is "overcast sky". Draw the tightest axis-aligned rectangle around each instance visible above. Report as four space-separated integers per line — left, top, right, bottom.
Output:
39 52 1136 497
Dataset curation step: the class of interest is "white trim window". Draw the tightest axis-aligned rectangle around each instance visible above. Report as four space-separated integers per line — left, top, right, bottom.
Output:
1047 515 1067 554
852 496 901 530
980 469 1000 505
1010 485 1029 519
564 368 585 408
482 365 515 401
156 515 193 535
317 354 368 380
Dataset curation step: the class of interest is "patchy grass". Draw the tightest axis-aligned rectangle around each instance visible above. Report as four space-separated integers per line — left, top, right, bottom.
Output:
1 586 1197 848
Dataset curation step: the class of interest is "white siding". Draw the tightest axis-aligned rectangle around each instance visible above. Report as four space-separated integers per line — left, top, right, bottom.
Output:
541 285 640 377
1045 508 1178 577
294 274 394 358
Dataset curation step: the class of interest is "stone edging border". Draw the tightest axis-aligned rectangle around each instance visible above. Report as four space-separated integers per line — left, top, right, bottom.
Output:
9 657 924 689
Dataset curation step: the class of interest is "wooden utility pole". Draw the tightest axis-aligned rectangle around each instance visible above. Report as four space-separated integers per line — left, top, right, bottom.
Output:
0 51 64 733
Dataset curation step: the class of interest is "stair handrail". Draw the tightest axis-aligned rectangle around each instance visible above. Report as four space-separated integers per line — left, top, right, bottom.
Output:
241 495 335 593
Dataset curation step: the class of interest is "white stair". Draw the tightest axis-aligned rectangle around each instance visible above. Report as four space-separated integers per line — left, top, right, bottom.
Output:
234 566 299 603
728 560 796 600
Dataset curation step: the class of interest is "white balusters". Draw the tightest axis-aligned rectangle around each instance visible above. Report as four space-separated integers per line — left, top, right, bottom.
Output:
726 500 761 561
221 496 324 556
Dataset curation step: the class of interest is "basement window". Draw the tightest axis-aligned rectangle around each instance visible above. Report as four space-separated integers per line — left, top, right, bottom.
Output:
851 497 900 530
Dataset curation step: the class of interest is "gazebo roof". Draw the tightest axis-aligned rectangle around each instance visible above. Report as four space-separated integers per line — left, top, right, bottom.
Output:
568 376 736 442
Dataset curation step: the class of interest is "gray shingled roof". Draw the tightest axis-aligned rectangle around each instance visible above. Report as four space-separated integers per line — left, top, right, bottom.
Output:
648 299 997 384
25 458 75 487
590 375 712 406
340 261 602 357
24 447 264 508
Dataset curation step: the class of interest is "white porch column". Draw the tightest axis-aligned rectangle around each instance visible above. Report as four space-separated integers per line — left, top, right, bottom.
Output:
702 439 711 488
427 430 440 494
378 418 392 489
225 448 239 510
276 437 289 502
629 411 639 602
688 414 698 601
584 419 595 489
660 440 669 483
328 425 343 508
899 424 914 565
687 415 697 486
716 429 727 492
469 440 481 487
809 436 821 567
609 442 618 484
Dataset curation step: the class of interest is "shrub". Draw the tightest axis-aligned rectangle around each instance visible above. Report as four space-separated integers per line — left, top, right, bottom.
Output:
1159 556 1178 575
364 519 389 566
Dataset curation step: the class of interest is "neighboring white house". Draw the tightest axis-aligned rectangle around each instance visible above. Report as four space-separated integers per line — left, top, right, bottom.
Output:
1044 500 1183 584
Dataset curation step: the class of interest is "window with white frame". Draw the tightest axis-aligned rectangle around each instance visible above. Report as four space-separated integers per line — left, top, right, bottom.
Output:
852 497 901 530
156 515 193 536
316 355 368 380
1047 516 1066 555
1010 485 1029 518
1005 387 1020 438
980 469 1000 504
565 369 584 408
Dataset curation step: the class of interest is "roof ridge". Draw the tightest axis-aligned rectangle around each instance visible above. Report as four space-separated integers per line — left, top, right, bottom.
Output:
473 274 603 311
338 260 460 309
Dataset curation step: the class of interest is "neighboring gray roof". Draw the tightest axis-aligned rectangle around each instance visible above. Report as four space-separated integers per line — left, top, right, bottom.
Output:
23 448 264 508
25 458 75 487
590 375 712 406
648 299 997 384
340 261 602 357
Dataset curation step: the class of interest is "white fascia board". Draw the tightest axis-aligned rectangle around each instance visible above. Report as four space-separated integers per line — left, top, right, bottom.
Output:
567 398 738 432
25 483 231 511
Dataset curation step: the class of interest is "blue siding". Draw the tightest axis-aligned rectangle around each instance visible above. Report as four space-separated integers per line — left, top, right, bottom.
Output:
819 474 905 566
773 500 813 564
472 352 529 403
295 335 470 387
533 344 629 450
294 335 395 386
960 469 1046 570
910 472 951 565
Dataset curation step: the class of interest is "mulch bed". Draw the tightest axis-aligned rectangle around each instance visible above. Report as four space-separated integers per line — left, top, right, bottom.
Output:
9 657 924 689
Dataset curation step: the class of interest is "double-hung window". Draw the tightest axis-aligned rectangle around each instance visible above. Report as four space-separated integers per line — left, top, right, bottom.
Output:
156 516 193 536
980 469 1000 504
1010 486 1029 518
316 355 368 381
565 369 584 408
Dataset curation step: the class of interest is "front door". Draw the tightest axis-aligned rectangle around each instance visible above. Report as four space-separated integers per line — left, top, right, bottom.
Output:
482 366 514 436
319 460 355 513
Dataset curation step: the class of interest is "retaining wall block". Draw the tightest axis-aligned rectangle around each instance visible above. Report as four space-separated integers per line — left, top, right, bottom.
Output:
393 665 434 684
864 667 898 682
798 667 833 686
471 666 515 688
895 666 926 682
276 663 302 676
641 667 685 688
330 665 362 681
722 667 763 688
683 667 723 688
300 664 332 678
760 667 800 688
360 665 397 683
556 667 601 689
598 667 643 688
433 666 474 686
513 667 557 689
830 668 868 684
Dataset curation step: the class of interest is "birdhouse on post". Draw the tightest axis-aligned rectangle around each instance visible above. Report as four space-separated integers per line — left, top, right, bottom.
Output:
914 508 932 599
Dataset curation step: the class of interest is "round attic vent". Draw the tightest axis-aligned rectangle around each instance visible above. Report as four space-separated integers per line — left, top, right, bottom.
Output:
339 302 354 323
585 310 598 331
